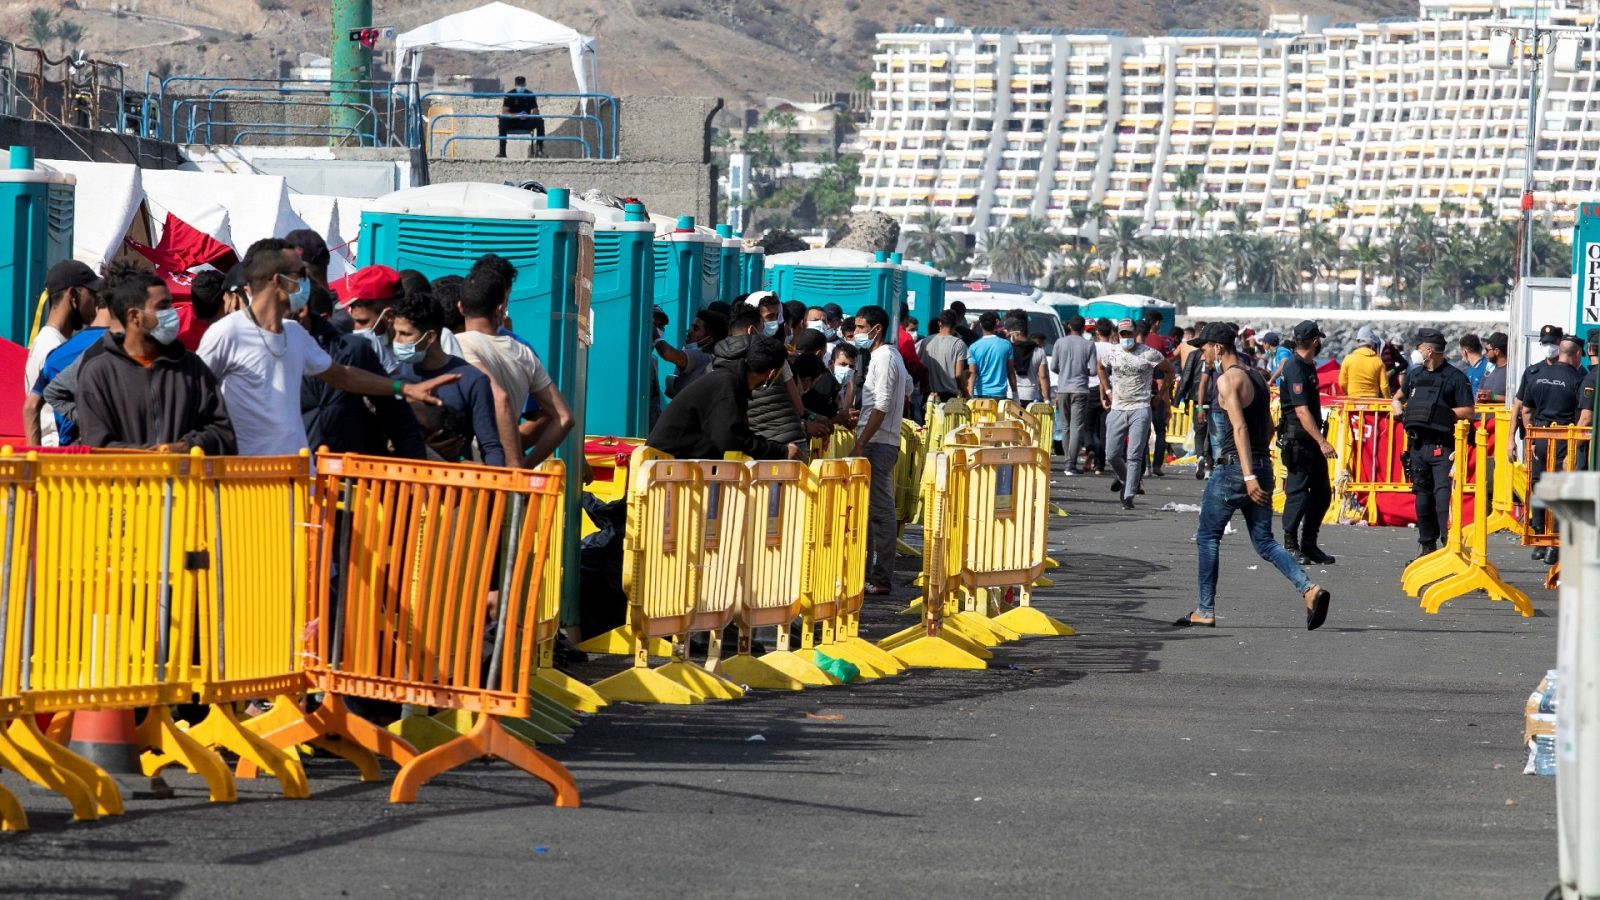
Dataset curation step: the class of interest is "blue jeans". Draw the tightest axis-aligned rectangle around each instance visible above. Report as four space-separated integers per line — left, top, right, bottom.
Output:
1195 462 1313 618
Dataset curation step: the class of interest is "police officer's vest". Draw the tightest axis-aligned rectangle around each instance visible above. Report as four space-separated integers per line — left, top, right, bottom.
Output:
1402 365 1459 437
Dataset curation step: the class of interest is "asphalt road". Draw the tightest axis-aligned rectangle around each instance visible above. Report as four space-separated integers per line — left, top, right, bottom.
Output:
0 464 1560 899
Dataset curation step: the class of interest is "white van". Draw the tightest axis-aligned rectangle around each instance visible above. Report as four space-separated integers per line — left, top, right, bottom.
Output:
943 279 1067 394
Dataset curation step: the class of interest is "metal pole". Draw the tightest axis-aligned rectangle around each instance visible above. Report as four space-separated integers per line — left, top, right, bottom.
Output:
1522 5 1543 283
329 0 372 147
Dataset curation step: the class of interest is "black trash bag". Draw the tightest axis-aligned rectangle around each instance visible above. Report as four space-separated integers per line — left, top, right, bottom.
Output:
577 491 629 641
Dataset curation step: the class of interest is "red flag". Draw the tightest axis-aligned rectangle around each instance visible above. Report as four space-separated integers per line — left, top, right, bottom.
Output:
125 213 238 298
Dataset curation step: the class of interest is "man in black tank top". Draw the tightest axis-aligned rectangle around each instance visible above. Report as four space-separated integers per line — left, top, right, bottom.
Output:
1176 323 1331 631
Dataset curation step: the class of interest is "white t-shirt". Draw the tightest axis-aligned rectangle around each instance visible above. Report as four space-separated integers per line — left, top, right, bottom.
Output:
25 325 66 446
1104 345 1164 411
859 343 908 448
453 330 553 402
198 310 333 455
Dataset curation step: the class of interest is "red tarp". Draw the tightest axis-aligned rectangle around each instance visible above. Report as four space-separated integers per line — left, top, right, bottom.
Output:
0 337 28 445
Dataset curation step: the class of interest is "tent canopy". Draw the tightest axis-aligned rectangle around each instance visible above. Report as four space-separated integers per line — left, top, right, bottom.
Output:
396 2 600 95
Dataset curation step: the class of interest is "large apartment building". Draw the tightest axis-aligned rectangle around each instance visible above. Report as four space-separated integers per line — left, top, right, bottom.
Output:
854 0 1600 242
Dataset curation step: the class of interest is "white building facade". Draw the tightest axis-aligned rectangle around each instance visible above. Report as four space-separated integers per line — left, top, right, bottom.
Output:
855 1 1600 241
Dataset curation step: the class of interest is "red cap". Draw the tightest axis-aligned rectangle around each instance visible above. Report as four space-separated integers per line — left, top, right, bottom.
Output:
333 265 401 308
1116 318 1135 333
1240 327 1256 339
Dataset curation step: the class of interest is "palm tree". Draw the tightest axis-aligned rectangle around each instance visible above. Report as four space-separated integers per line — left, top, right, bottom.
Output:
1172 166 1202 236
55 20 84 56
979 216 1056 284
1101 216 1146 285
1050 247 1102 298
905 210 964 270
1221 207 1254 293
27 8 56 48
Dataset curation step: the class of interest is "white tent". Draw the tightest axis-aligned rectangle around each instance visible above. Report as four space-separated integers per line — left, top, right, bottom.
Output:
38 160 144 270
395 2 600 95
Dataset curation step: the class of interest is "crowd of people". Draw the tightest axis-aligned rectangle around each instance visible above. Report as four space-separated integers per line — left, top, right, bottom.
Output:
21 236 1597 636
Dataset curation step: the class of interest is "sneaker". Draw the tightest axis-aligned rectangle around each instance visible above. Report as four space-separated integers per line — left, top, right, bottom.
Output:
1063 468 1085 477
1109 479 1124 493
1533 547 1549 562
1121 498 1136 510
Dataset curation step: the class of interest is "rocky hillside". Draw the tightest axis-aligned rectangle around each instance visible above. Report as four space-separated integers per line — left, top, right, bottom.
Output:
3 0 1415 107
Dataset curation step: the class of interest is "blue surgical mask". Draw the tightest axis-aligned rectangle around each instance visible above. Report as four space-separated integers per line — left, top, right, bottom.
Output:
393 335 427 364
285 275 311 314
762 320 781 338
853 331 875 350
808 320 827 334
833 365 853 383
150 307 180 345
1120 337 1136 350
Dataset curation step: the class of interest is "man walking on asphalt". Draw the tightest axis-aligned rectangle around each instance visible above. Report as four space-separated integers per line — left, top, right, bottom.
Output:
1098 318 1172 510
1279 320 1337 565
1177 323 1331 630
1052 315 1096 475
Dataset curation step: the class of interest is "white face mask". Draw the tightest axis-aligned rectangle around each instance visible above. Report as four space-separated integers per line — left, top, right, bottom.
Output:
833 365 853 383
150 307 180 345
1120 337 1136 350
1544 344 1561 361
762 320 781 338
1409 349 1425 366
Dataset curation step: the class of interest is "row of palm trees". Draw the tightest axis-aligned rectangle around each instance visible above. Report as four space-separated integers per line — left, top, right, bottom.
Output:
902 200 1569 310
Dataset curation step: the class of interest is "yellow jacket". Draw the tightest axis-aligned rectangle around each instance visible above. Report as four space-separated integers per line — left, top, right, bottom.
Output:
1339 346 1390 399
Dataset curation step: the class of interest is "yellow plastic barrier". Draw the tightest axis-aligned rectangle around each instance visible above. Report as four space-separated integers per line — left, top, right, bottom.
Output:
0 452 234 822
1166 401 1195 455
1522 424 1592 549
0 452 35 831
877 452 991 669
250 453 578 806
809 425 856 461
811 458 905 678
924 398 971 453
660 459 751 700
894 420 924 559
956 446 1073 637
1401 418 1533 616
1473 406 1520 539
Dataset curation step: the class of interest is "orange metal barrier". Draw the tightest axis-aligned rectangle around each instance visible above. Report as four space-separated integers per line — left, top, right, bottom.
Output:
250 453 577 806
1522 425 1591 549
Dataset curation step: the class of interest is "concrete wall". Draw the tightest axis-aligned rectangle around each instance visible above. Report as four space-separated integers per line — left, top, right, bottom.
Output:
0 115 184 168
426 96 723 224
427 158 718 224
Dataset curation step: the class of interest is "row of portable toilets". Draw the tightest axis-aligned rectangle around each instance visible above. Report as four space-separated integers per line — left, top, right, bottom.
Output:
1 151 949 623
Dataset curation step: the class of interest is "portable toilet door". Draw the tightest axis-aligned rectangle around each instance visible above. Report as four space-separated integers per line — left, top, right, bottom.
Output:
741 241 765 294
358 181 594 625
0 146 74 346
651 216 715 395
901 257 946 328
583 201 655 439
715 224 742 304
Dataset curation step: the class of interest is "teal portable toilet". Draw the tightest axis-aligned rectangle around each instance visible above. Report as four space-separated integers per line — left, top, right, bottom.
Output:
1042 290 1084 325
765 247 904 339
1087 293 1174 332
741 240 764 294
695 224 723 304
580 200 655 438
650 215 716 393
901 257 945 328
359 181 593 624
0 146 74 346
714 224 742 304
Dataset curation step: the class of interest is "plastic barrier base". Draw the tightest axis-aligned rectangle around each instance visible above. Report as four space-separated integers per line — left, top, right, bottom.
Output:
0 717 113 820
991 606 1076 637
389 714 579 808
578 625 674 658
657 660 746 701
716 654 807 691
1420 565 1534 617
135 707 236 803
246 694 418 782
1401 547 1467 598
532 669 609 714
749 650 841 687
162 704 309 799
387 712 466 755
883 632 988 670
0 781 24 832
592 666 706 705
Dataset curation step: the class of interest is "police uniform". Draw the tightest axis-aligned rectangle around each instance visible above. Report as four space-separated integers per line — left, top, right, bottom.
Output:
1398 331 1474 550
1279 320 1333 563
1518 341 1584 539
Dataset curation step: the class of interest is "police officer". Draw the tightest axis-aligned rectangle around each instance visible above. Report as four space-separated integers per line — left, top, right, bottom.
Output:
1391 328 1474 559
1517 327 1585 561
1280 320 1336 565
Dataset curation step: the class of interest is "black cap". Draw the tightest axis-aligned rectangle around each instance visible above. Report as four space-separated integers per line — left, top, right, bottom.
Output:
221 263 248 296
1414 327 1447 349
1486 331 1509 351
1539 324 1565 345
282 229 330 268
45 259 104 295
1291 319 1324 342
1187 321 1239 349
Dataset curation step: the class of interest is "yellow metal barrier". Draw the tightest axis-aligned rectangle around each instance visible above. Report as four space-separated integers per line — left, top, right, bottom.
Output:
1401 418 1533 616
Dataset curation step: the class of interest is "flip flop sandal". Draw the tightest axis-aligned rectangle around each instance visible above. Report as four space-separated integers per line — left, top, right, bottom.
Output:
1305 588 1331 631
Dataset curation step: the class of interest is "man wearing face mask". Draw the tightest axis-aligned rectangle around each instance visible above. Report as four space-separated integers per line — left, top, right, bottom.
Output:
332 265 403 375
647 335 802 461
1278 320 1338 565
1392 327 1475 558
1098 318 1173 510
298 280 427 460
1515 328 1585 560
76 268 234 453
390 292 505 467
199 238 458 457
854 304 909 595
